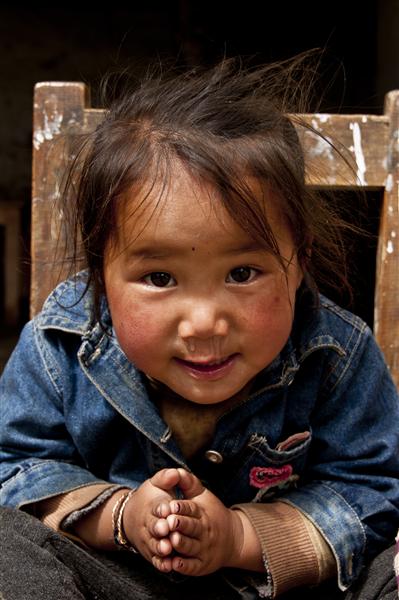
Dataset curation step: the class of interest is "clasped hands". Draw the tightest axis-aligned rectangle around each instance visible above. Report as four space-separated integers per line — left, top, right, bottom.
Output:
122 467 260 576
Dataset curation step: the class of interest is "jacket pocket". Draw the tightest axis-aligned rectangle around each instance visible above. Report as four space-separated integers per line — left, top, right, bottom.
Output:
248 430 311 464
219 430 312 504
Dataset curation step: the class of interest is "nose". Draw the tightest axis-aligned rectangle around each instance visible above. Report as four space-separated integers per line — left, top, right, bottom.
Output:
178 302 229 341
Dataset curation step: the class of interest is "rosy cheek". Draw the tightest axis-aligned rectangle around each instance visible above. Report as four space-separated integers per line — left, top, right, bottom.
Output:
245 304 275 332
244 293 294 336
117 315 155 344
110 301 161 364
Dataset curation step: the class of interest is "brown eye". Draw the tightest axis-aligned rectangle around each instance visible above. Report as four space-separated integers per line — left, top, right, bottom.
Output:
144 272 174 287
227 266 254 283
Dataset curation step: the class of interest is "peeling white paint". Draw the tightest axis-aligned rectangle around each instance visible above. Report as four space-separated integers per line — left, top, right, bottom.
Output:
50 207 64 241
391 230 397 238
50 180 61 203
374 315 379 336
387 240 394 254
33 104 64 150
308 133 335 160
361 116 368 123
326 175 338 184
68 111 79 127
314 113 330 123
349 122 367 185
311 118 320 131
386 173 394 192
388 205 394 215
36 82 83 89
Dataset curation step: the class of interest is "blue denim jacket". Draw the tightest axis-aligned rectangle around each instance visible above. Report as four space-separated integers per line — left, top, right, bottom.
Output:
1 275 399 591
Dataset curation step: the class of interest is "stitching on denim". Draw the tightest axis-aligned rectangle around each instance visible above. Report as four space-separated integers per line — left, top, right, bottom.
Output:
318 483 367 552
103 341 148 396
39 320 87 333
33 320 63 400
4 461 105 500
299 341 346 362
328 324 366 393
320 297 368 332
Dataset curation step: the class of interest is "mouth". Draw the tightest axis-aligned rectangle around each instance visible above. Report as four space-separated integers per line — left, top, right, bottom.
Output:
174 353 239 379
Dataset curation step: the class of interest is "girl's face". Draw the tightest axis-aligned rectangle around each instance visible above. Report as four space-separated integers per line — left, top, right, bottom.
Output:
104 166 303 405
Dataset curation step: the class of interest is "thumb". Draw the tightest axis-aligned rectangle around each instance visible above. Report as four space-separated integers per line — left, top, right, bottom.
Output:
150 468 181 491
177 468 205 498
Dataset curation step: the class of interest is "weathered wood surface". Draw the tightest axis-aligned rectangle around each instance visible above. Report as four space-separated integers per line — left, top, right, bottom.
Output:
31 83 102 319
299 113 389 188
374 91 399 384
31 82 399 386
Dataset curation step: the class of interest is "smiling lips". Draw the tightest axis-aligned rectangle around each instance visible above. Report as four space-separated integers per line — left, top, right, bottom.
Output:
174 353 239 380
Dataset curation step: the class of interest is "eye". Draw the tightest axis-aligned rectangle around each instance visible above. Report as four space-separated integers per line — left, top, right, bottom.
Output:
143 272 175 287
226 266 258 283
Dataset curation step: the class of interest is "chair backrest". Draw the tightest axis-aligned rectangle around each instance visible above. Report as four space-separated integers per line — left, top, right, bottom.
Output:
31 82 399 387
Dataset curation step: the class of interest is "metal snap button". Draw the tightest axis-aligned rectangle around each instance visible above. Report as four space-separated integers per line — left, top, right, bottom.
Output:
204 450 223 464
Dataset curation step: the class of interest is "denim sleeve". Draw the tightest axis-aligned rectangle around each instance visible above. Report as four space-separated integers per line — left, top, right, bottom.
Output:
280 326 399 591
0 321 111 508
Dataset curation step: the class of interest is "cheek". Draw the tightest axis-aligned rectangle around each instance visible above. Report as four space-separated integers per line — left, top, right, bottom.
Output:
243 287 295 340
109 296 164 367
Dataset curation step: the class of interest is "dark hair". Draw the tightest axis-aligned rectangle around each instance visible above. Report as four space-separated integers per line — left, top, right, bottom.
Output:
63 53 357 322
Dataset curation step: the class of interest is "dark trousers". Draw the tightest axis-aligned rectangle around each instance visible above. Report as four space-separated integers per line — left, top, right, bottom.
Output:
0 507 396 599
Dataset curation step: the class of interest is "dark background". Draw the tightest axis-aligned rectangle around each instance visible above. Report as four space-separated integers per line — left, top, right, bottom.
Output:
1 0 398 365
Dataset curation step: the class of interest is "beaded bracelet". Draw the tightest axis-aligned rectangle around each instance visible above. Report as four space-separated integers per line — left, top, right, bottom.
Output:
111 489 138 553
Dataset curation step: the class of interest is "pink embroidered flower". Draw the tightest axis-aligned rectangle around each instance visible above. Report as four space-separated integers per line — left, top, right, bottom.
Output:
249 464 293 489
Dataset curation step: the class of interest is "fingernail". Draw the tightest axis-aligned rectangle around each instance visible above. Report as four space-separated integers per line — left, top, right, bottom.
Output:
174 502 181 513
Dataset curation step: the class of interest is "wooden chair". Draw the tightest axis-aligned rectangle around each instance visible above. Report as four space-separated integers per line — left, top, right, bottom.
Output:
31 82 399 387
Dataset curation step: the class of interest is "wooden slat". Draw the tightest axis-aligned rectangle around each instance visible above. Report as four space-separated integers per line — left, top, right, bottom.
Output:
300 114 389 188
374 91 399 387
31 82 90 317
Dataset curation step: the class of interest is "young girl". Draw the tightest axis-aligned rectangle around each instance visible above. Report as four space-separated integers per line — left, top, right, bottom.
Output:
1 57 399 600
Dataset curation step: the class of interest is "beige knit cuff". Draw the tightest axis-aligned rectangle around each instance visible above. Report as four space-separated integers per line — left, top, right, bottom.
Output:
235 501 335 597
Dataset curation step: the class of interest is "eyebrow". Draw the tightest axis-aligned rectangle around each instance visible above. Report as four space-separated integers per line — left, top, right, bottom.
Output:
126 241 266 260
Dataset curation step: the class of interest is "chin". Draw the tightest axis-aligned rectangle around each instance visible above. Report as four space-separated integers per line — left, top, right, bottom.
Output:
175 383 247 405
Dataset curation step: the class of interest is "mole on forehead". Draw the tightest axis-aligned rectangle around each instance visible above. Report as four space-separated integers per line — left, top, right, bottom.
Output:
124 240 267 260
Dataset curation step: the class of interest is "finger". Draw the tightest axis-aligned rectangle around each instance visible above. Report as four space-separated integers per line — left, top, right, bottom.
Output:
177 468 205 498
152 555 173 573
157 537 173 556
147 535 173 557
153 501 171 518
152 517 170 538
169 499 201 517
166 514 201 538
150 468 180 491
171 555 203 576
169 530 201 556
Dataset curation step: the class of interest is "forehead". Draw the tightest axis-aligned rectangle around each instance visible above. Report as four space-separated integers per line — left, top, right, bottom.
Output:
112 163 287 251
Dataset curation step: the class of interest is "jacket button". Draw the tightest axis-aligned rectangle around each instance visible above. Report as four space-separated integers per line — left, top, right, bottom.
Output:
204 450 223 464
